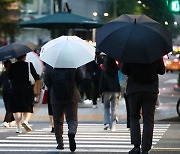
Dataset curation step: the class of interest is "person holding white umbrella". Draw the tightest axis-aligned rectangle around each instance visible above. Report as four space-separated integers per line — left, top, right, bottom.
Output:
41 36 95 152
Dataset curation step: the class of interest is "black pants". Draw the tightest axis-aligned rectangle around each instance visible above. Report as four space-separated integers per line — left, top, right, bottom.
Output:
128 92 157 152
124 93 130 128
3 93 14 122
51 103 78 145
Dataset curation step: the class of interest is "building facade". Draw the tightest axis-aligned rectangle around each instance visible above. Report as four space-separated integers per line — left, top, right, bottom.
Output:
17 0 108 45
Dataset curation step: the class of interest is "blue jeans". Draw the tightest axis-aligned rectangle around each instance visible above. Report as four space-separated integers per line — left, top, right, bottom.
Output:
103 92 120 128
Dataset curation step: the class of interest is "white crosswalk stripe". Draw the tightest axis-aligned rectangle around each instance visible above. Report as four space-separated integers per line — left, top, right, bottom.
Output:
0 123 170 153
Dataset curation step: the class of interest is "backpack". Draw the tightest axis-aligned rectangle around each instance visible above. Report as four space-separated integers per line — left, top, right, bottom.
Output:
130 62 157 84
52 69 74 100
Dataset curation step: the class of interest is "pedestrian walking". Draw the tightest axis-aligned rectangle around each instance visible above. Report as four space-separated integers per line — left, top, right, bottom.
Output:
0 60 15 128
99 56 121 131
44 64 83 152
47 89 54 133
79 64 93 104
8 54 40 133
121 58 165 154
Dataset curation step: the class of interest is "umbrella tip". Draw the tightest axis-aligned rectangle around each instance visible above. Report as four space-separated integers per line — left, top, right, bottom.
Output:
134 18 136 24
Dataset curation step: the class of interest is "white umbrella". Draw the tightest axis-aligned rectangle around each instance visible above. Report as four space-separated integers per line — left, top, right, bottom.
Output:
26 51 44 76
40 36 95 68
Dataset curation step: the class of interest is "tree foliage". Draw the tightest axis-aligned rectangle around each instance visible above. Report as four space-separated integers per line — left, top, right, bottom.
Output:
0 0 28 43
106 0 179 38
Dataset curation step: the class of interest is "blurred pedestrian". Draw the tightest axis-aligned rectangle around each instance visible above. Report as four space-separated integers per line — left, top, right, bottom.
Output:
47 89 54 133
0 60 15 128
99 56 121 131
44 64 83 152
8 54 40 133
79 63 93 104
121 58 165 154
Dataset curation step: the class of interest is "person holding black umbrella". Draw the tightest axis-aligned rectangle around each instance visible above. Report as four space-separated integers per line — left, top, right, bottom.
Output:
121 58 165 154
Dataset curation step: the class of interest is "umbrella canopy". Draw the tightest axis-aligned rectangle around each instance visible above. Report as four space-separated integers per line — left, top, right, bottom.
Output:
96 14 172 63
40 36 95 68
26 51 44 76
19 12 103 29
0 42 36 61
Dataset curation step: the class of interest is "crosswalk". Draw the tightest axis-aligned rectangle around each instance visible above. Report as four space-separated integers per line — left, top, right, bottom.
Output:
0 123 170 153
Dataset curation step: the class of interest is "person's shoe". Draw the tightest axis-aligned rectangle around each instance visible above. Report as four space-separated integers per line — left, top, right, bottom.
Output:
22 122 32 132
68 133 76 152
2 122 9 128
51 127 54 133
142 152 148 154
104 124 110 130
56 144 64 150
111 121 116 132
16 127 22 133
9 121 16 127
92 105 97 109
129 147 141 154
115 117 119 123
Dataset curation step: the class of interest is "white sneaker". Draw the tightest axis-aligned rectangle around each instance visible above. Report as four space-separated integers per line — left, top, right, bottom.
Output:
84 99 92 104
2 122 9 128
22 122 32 132
92 105 97 109
104 124 110 130
16 127 22 133
9 121 16 127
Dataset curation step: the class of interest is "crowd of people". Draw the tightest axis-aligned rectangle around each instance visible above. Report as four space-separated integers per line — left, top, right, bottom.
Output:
0 51 165 154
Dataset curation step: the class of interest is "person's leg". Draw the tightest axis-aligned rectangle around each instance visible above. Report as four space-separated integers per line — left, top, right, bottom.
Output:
23 112 32 123
84 79 92 100
65 102 78 152
128 94 142 154
110 93 119 130
124 93 130 128
52 104 64 149
49 115 54 133
92 80 99 107
13 112 22 133
47 96 54 133
103 93 111 129
142 93 157 153
22 112 32 132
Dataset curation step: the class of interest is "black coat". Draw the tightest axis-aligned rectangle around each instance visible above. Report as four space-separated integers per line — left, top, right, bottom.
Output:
8 61 39 112
99 56 121 93
121 58 165 95
44 65 83 104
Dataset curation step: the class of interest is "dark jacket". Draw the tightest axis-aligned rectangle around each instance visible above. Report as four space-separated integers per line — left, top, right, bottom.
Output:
99 56 121 93
0 71 11 94
121 58 165 95
44 64 83 104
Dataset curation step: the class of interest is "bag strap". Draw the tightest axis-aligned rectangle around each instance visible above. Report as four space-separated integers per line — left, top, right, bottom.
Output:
28 62 31 82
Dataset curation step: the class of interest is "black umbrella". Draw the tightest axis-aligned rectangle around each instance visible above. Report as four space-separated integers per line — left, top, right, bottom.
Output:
0 42 36 61
96 14 172 63
19 12 103 29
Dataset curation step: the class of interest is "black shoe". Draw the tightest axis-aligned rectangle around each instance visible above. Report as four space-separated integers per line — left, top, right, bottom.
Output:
51 127 54 133
56 144 64 150
129 147 141 154
68 133 76 152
